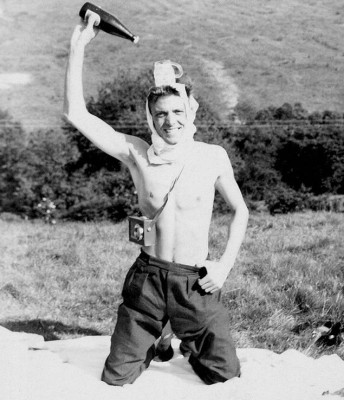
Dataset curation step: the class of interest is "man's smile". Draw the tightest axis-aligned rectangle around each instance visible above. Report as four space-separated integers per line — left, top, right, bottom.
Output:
164 126 182 134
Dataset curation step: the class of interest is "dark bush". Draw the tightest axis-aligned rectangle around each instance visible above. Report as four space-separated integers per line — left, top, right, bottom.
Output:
306 194 344 212
232 124 281 200
2 129 80 217
275 126 344 195
265 186 309 215
0 111 27 213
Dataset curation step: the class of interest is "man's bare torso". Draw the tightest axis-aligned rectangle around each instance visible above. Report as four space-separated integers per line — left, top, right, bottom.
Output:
127 141 225 265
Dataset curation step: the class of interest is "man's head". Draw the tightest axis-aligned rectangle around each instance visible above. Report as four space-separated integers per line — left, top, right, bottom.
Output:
145 61 199 164
147 85 192 145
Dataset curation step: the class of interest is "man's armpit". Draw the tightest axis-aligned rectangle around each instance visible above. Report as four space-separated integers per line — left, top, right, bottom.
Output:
215 146 234 179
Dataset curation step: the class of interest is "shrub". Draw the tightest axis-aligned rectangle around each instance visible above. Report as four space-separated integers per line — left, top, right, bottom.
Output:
0 111 27 212
275 125 344 195
11 129 80 217
307 194 344 212
60 168 139 221
231 104 344 210
232 124 281 200
265 186 309 215
36 198 57 224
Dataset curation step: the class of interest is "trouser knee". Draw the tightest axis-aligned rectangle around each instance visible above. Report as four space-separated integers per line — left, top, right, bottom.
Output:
101 344 156 386
189 354 240 385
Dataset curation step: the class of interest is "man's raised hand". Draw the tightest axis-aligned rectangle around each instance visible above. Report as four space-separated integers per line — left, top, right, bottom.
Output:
71 11 100 48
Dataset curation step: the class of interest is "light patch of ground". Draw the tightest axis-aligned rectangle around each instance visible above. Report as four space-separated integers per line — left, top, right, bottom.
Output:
0 3 12 21
201 58 239 110
0 73 32 90
1 328 344 400
195 56 240 120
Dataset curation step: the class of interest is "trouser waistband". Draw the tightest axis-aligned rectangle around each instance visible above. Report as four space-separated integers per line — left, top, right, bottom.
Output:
138 249 201 275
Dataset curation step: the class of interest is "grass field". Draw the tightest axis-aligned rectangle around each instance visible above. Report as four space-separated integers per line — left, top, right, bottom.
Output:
1 0 344 131
1 211 343 360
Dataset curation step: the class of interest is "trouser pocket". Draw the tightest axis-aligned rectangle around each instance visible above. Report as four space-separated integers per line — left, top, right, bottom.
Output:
122 260 149 301
122 259 165 320
186 274 214 298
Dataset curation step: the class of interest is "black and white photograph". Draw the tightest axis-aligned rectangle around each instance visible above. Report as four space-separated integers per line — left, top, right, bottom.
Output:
1 1 344 399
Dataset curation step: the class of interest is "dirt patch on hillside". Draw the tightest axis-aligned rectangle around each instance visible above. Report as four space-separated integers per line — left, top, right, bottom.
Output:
196 57 239 120
0 73 32 90
201 58 239 109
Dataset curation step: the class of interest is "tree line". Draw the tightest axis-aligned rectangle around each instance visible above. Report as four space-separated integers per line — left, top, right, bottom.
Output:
1 69 343 221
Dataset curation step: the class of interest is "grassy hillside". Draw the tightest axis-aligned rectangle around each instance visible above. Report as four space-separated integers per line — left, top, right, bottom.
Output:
1 212 343 358
0 0 343 131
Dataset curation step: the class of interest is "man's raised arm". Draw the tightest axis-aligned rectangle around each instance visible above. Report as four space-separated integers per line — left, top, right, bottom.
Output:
63 14 144 165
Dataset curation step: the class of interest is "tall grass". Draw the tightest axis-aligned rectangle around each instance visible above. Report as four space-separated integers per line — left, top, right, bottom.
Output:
1 212 343 359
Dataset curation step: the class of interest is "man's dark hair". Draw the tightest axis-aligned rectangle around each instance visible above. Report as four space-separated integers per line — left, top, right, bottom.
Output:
147 84 192 111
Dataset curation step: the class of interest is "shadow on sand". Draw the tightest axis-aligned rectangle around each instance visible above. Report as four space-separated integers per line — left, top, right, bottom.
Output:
0 319 102 341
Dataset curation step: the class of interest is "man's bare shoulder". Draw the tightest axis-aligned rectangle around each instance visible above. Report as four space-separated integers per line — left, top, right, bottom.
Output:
194 140 225 150
193 141 233 176
193 141 229 160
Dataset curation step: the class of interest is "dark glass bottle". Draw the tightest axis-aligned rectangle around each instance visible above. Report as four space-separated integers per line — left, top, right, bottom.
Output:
79 2 139 44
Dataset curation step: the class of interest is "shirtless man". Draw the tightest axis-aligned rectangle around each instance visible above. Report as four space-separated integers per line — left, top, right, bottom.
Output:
64 14 249 386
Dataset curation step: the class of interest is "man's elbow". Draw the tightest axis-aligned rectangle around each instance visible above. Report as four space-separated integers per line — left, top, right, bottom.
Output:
62 111 72 124
62 112 79 130
242 202 249 216
236 202 249 224
62 109 84 127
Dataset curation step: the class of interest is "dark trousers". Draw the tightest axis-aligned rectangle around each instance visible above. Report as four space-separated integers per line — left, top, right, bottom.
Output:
101 250 240 386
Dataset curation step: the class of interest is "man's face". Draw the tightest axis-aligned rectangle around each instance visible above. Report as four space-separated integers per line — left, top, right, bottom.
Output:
150 95 187 145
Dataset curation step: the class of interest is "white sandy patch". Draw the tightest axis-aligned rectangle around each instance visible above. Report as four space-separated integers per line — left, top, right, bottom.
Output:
0 73 32 90
1 326 344 400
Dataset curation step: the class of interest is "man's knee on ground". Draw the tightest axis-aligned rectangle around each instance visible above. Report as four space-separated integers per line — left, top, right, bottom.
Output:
189 355 240 385
101 362 141 386
101 344 155 386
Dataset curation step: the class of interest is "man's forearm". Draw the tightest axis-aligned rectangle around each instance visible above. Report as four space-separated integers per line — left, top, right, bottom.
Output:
220 205 249 273
199 205 248 293
63 41 88 120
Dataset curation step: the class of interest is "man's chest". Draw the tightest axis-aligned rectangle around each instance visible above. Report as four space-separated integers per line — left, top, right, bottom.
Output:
137 159 218 215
